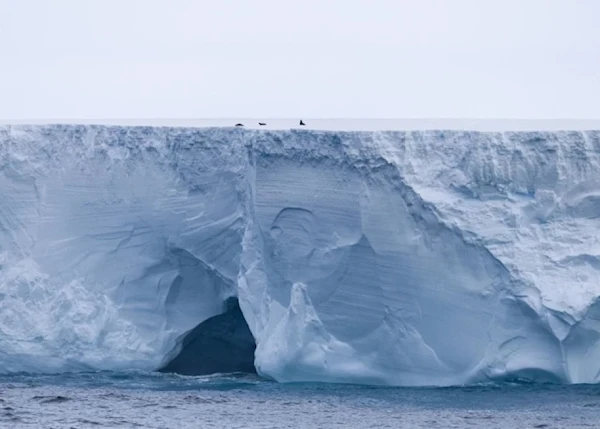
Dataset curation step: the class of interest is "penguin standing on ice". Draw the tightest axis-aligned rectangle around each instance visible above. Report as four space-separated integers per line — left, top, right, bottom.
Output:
299 119 305 126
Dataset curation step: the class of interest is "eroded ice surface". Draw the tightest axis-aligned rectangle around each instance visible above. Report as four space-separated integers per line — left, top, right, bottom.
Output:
1 124 599 385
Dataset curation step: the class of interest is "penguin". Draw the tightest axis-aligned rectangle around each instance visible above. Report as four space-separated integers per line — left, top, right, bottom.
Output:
258 122 266 126
299 119 305 126
235 123 244 127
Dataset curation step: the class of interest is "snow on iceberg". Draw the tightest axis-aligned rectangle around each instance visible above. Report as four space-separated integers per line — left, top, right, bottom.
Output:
0 124 599 385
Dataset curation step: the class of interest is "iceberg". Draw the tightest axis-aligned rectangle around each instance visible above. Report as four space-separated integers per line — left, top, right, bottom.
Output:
0 124 599 385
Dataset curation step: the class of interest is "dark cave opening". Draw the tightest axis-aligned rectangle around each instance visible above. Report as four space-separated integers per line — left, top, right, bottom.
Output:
158 297 257 375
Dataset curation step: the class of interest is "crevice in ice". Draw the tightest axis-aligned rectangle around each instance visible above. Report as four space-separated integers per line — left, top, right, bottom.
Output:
158 297 256 375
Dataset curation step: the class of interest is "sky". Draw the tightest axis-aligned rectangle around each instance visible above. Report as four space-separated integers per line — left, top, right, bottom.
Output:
0 0 599 119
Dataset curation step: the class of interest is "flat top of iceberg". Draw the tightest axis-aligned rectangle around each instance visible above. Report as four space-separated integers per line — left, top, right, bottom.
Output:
1 118 600 132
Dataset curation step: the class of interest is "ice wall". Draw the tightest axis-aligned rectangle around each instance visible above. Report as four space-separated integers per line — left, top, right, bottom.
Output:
1 125 599 385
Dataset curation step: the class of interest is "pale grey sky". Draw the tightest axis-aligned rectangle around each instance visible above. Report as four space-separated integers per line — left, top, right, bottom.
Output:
0 0 599 119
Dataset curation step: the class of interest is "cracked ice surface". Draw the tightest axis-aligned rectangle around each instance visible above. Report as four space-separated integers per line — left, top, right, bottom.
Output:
1 125 600 385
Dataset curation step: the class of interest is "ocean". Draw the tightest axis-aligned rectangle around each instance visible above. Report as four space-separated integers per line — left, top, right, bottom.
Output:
1 372 598 428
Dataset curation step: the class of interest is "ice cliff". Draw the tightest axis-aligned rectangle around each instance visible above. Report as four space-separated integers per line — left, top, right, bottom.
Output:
1 124 599 385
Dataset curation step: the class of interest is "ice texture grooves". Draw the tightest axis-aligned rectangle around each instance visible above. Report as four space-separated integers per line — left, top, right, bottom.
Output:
1 125 600 386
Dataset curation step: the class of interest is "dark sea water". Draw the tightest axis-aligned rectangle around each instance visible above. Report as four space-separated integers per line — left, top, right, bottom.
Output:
0 372 599 429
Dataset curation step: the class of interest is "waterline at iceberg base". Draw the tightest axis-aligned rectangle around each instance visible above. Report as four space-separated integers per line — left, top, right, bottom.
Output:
1 124 600 386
